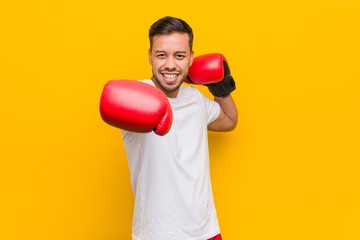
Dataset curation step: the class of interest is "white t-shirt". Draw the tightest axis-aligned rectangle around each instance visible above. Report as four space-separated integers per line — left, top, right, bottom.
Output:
121 80 221 240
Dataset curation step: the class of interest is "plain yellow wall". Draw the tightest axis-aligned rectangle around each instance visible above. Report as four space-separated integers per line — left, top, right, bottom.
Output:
1 0 359 239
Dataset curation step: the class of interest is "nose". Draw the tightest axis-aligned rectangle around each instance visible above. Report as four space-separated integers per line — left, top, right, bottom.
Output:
164 56 176 70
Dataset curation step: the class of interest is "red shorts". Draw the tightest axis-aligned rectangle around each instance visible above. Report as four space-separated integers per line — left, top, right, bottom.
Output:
208 234 222 240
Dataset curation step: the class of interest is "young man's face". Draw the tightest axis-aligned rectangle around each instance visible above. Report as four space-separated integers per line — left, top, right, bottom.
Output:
149 32 194 98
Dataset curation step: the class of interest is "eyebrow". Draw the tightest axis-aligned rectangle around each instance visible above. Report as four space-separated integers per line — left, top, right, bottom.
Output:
154 50 187 54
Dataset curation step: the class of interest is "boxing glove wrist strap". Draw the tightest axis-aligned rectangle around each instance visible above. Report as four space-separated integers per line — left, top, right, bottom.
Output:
207 76 236 97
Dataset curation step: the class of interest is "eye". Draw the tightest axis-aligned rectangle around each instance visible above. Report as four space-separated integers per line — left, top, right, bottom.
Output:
156 53 166 59
176 54 186 59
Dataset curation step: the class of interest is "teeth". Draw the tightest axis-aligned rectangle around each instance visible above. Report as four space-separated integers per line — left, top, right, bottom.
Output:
163 74 177 79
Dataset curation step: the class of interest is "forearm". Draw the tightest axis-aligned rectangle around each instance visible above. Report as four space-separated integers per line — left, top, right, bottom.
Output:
211 95 238 131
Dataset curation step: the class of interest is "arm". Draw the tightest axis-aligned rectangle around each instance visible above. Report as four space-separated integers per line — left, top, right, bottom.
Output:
208 95 238 132
186 53 238 131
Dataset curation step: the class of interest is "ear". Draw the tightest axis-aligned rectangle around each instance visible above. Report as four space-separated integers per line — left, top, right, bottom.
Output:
148 49 152 65
189 51 194 67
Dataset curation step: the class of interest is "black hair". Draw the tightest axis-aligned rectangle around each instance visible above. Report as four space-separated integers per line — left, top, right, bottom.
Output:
149 16 194 51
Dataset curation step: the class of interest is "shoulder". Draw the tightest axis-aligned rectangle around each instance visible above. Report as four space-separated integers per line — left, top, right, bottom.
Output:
138 79 154 85
180 84 203 97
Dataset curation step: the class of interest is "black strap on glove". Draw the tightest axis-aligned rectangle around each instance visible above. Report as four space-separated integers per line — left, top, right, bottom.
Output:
206 75 236 97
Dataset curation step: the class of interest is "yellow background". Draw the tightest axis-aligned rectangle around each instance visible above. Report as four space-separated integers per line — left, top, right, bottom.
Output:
1 0 359 239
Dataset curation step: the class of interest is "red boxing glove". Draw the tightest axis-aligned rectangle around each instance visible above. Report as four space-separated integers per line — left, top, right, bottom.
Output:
100 80 172 136
186 53 236 97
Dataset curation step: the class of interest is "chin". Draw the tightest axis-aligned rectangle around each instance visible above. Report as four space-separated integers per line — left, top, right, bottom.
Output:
164 84 181 93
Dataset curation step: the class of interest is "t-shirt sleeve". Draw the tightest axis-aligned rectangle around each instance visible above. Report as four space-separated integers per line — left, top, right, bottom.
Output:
199 93 221 125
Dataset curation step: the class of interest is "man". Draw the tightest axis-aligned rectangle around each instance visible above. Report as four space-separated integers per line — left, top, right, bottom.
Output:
100 16 238 240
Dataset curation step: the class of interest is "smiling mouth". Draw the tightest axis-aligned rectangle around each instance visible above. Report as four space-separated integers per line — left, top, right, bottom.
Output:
163 73 178 79
161 72 180 82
